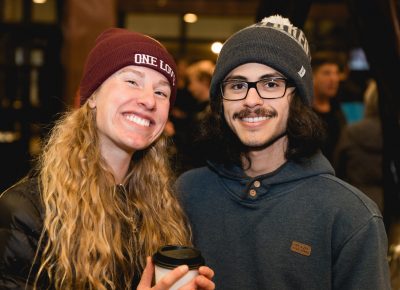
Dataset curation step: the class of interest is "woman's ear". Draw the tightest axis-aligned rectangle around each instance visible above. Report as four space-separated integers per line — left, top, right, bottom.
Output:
88 95 97 109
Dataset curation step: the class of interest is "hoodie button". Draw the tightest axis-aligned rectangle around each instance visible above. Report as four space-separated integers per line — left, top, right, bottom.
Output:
249 189 257 197
254 180 261 188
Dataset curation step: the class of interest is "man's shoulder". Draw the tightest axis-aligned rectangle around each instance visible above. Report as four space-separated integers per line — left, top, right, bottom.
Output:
175 166 219 199
177 166 215 184
315 173 382 217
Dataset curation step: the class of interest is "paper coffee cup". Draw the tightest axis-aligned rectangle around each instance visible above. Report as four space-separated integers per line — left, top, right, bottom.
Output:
153 245 205 290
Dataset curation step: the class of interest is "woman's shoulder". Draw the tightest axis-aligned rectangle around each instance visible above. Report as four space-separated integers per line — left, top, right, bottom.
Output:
0 177 44 289
0 177 43 232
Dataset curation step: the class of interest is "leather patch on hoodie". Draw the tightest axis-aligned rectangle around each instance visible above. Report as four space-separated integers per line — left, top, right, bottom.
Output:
291 241 312 256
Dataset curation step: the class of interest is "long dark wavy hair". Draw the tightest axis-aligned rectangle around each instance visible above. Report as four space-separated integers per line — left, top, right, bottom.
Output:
198 90 326 168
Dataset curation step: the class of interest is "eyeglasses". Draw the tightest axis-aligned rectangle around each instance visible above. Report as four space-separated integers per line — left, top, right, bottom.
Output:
221 77 294 101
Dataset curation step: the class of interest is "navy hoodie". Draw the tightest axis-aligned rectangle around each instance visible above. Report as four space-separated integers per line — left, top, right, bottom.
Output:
176 152 390 290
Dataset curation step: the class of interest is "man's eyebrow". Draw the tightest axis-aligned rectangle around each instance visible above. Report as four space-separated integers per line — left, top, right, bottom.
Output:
259 73 286 79
224 73 285 82
224 75 247 81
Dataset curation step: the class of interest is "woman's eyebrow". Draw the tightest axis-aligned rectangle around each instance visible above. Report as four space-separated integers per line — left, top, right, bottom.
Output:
157 79 170 87
118 68 145 78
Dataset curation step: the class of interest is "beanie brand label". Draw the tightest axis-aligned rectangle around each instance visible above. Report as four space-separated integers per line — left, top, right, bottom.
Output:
298 66 306 78
134 53 176 86
254 21 310 59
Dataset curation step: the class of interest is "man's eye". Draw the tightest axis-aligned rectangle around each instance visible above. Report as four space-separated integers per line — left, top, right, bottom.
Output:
127 80 138 86
230 82 247 90
260 79 282 89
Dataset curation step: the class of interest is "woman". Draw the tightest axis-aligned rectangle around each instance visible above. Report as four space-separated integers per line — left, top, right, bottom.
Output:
0 28 214 290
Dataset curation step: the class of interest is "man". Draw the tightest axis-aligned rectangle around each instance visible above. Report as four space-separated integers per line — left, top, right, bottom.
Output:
176 15 390 290
312 53 347 162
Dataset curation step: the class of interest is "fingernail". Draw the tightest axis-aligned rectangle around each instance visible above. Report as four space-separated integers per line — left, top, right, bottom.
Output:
178 265 189 272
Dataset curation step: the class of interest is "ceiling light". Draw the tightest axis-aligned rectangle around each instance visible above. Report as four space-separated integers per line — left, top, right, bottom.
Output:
211 42 223 54
183 13 198 23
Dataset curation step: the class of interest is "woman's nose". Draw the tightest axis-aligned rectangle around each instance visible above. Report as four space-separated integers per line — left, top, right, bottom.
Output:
137 87 156 109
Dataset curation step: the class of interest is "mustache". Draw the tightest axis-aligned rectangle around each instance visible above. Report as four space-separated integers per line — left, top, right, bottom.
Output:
233 108 278 119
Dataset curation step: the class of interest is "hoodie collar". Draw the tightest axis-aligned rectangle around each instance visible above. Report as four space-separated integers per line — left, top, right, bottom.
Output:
207 151 334 204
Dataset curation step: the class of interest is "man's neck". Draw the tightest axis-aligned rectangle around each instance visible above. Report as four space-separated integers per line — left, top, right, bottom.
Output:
242 137 287 178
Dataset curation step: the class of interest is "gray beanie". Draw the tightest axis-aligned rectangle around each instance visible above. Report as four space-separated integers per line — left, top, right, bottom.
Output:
210 15 313 107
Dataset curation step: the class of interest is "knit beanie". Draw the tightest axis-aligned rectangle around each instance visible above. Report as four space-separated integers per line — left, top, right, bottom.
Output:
79 28 177 107
210 15 312 107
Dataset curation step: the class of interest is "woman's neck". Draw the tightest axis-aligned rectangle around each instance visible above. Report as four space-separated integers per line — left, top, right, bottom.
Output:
101 146 132 184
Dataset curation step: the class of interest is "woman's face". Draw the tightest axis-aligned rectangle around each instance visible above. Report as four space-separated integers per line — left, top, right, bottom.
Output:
88 65 171 157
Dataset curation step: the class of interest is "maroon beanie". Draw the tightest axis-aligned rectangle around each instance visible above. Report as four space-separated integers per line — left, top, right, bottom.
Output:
79 28 177 107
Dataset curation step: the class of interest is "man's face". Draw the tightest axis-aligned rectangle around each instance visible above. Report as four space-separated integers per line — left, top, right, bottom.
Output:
313 63 340 100
222 63 293 150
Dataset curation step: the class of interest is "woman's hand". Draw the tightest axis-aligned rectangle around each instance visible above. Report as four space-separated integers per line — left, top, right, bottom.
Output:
137 256 215 290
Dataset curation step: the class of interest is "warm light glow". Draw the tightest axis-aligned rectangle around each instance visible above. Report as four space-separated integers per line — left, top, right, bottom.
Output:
33 0 47 3
211 42 223 54
183 13 198 23
157 0 167 7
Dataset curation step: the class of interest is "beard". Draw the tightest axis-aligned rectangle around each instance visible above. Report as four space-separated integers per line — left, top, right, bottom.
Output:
243 130 287 150
232 107 287 150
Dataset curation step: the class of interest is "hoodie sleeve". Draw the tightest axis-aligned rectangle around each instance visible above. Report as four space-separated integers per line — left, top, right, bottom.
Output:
332 215 391 290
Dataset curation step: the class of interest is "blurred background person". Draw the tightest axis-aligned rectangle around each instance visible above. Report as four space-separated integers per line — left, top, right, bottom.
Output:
170 57 198 124
186 60 215 121
334 79 383 212
312 52 347 163
173 59 215 173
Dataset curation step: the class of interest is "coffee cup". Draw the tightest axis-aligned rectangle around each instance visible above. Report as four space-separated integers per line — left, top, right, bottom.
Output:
152 245 205 290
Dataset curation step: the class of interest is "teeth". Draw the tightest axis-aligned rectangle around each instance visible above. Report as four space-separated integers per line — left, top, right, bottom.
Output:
242 116 268 123
125 114 150 127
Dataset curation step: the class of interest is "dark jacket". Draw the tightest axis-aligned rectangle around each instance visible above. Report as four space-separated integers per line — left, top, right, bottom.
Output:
334 117 383 211
313 99 347 162
0 177 45 290
0 178 141 290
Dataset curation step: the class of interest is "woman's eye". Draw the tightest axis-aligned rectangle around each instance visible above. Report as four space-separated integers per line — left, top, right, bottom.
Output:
127 80 138 86
155 91 170 99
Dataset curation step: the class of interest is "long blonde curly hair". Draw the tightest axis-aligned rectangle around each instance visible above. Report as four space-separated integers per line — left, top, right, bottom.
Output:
34 103 191 289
